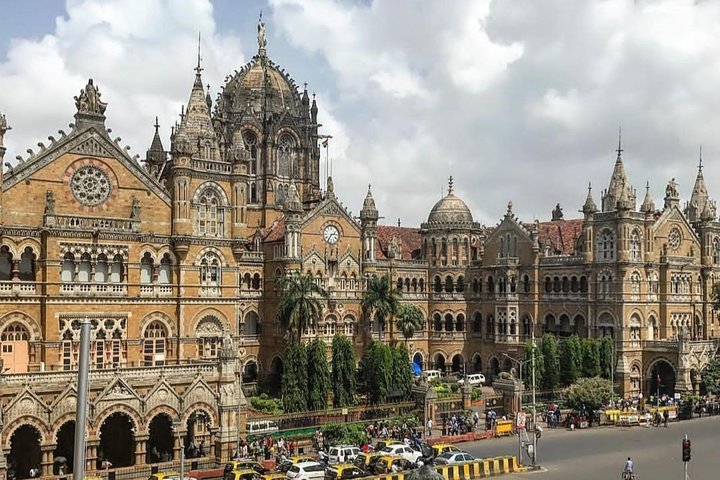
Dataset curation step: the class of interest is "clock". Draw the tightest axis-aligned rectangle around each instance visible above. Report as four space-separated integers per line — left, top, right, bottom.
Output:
323 225 340 244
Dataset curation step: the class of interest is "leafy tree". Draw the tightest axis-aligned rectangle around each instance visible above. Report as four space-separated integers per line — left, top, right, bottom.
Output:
331 335 357 408
307 338 330 410
390 344 413 398
560 335 582 386
599 336 615 380
395 304 425 346
281 342 308 412
564 376 613 412
581 339 601 378
277 272 328 344
541 333 560 390
701 357 720 395
361 276 402 341
360 341 392 403
523 339 545 389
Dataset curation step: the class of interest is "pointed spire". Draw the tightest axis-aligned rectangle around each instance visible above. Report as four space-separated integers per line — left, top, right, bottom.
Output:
257 11 267 55
360 184 379 222
195 32 203 77
616 126 623 161
641 181 655 214
310 93 318 122
582 182 598 215
602 130 636 211
448 176 454 195
686 146 712 222
285 179 303 213
149 117 164 152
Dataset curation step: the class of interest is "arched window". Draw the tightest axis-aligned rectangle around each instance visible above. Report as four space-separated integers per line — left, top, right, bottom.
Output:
455 313 465 332
648 272 658 301
196 316 223 358
140 252 153 285
553 277 560 293
473 313 482 334
95 254 108 283
243 131 258 174
61 252 75 283
523 275 531 293
433 313 442 332
76 253 91 282
456 276 465 292
580 276 588 293
597 229 615 260
196 188 225 236
544 277 552 294
433 276 442 293
648 315 657 341
570 276 578 293
713 237 720 265
0 246 12 281
561 276 569 293
487 276 495 294
444 276 454 293
486 315 495 339
472 278 479 293
418 278 425 292
1 322 30 373
630 271 641 301
630 229 642 261
110 254 124 283
18 247 36 281
522 315 532 337
629 315 642 342
277 134 296 177
397 278 404 290
244 311 260 336
200 253 221 295
252 273 261 290
444 313 454 332
158 253 173 284
143 321 167 366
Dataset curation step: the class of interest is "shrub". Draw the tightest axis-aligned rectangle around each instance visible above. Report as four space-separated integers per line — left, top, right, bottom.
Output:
249 395 283 414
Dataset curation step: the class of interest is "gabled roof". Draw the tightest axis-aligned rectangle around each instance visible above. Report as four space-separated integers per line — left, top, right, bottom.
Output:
263 217 285 242
537 219 584 255
375 225 422 260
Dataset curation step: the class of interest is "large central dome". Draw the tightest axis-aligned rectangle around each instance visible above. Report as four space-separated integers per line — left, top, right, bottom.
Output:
426 192 474 225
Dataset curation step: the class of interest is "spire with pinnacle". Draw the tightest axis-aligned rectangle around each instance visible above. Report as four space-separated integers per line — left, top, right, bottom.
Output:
447 176 454 195
360 184 379 223
582 182 598 215
641 181 655 214
686 146 713 222
601 127 636 211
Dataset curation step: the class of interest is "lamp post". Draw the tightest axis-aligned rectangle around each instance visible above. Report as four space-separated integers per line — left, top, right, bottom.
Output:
72 319 92 480
173 419 184 480
501 352 531 466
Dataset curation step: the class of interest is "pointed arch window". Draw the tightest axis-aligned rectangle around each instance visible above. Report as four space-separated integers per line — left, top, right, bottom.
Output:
18 247 36 281
713 236 720 265
200 253 221 296
597 229 615 260
143 321 168 366
243 131 258 174
277 134 296 177
196 188 225 236
630 271 641 301
630 229 642 261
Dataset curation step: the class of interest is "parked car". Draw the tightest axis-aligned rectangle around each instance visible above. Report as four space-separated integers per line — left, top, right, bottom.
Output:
424 370 442 381
433 452 475 465
224 460 269 479
378 443 421 463
223 469 264 480
373 456 414 474
328 446 360 464
457 373 486 386
278 456 316 473
324 464 368 480
286 461 326 480
353 453 382 473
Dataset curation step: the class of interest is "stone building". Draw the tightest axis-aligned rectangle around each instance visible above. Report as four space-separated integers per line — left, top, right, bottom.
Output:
0 19 719 479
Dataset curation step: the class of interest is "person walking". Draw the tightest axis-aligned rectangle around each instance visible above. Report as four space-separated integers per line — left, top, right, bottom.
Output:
426 417 433 437
663 410 669 427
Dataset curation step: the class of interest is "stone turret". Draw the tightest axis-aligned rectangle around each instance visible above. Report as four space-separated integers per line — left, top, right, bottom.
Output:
582 182 598 217
145 117 168 180
601 132 636 212
284 180 303 260
685 155 713 223
641 182 656 215
360 184 379 262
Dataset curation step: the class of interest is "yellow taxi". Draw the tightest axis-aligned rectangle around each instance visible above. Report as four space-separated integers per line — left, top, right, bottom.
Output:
223 469 264 480
324 463 367 480
353 452 382 471
373 455 414 475
148 474 197 480
224 460 268 475
431 444 461 457
262 473 287 480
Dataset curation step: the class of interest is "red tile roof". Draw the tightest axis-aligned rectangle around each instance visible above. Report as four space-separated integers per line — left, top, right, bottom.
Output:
263 218 285 242
537 219 584 255
375 225 423 260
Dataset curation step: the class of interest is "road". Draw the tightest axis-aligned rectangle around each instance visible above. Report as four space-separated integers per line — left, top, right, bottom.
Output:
459 416 720 479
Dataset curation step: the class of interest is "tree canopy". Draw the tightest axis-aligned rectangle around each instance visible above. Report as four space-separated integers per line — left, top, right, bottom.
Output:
541 333 560 390
564 376 612 411
281 342 309 412
361 276 402 340
307 338 330 410
599 335 614 380
701 357 720 395
560 335 582 386
395 304 425 344
276 272 328 343
331 335 357 407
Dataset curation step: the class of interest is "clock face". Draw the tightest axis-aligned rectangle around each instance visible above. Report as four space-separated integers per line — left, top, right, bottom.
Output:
323 225 340 244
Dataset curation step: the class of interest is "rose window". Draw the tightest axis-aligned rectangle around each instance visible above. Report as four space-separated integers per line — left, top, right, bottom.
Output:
70 165 111 206
668 228 681 251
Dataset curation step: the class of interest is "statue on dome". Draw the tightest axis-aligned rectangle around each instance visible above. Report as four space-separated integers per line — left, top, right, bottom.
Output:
257 14 267 50
74 79 108 115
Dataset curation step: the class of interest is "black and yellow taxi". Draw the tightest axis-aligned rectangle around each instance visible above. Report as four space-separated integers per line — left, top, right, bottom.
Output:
353 452 382 473
223 460 269 480
431 443 461 458
148 474 197 480
223 468 264 480
373 455 414 475
324 464 368 480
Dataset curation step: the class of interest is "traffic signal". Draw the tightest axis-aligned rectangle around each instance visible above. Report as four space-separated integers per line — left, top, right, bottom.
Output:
682 439 691 462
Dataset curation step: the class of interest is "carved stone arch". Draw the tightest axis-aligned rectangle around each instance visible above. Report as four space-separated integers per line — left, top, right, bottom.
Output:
144 379 182 417
140 311 177 338
16 239 41 258
50 414 84 443
0 239 19 258
596 310 617 325
275 127 301 147
242 355 261 372
0 311 42 341
144 405 181 430
157 246 177 264
628 309 644 326
192 311 229 337
192 180 230 206
541 311 556 325
95 405 143 434
182 403 218 429
646 356 677 379
3 416 48 449
138 245 158 263
430 348 449 361
49 385 79 426
195 246 227 265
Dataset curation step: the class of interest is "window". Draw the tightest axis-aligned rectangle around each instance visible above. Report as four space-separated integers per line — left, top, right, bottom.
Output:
95 254 108 283
0 246 12 281
197 188 224 236
433 313 442 332
196 316 223 358
158 253 173 284
200 253 221 289
277 134 296 177
648 272 658 301
110 254 124 283
629 316 641 342
713 237 720 264
523 275 531 293
473 313 482 334
630 271 641 301
18 247 35 281
61 252 75 283
143 321 168 366
243 131 258 174
433 276 442 293
140 252 153 285
597 230 615 260
630 230 642 261
78 253 91 282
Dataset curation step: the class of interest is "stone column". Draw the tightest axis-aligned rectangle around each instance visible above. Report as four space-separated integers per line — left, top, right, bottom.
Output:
40 446 54 477
86 440 99 472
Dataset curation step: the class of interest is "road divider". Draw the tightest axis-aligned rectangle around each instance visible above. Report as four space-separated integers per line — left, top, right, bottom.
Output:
370 455 525 479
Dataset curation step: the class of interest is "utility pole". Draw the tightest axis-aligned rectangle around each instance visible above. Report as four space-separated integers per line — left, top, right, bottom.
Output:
502 352 530 466
72 319 92 480
532 329 538 467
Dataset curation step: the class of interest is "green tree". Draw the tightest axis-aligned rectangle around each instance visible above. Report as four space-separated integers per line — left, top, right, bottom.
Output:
395 304 425 347
277 272 328 344
281 342 308 412
331 335 357 408
360 341 392 403
564 377 613 412
390 344 413 398
541 333 560 390
361 276 402 341
523 339 545 389
560 335 582 386
581 339 601 378
307 338 330 410
701 357 720 395
599 336 615 380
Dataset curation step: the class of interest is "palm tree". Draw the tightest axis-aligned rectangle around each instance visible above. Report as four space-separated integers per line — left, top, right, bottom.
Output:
396 304 425 348
276 272 328 343
361 275 402 341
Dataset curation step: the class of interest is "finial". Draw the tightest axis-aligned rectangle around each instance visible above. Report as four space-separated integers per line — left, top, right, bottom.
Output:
646 181 650 192
699 145 703 171
507 201 513 214
206 83 210 92
588 181 592 193
195 32 203 75
154 116 160 133
616 126 623 158
367 184 372 193
304 82 308 90
448 175 454 195
397 218 401 227
257 11 267 51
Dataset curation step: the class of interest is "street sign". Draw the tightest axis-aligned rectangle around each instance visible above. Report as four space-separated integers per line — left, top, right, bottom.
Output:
517 412 527 429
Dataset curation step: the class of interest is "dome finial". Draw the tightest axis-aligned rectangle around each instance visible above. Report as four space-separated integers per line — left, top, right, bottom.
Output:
195 32 203 76
448 175 454 195
616 126 623 160
699 145 703 171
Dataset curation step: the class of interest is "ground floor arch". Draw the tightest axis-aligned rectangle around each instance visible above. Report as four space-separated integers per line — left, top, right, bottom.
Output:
451 354 464 373
53 420 75 475
98 412 135 469
242 359 258 384
267 357 284 395
412 352 424 371
647 359 676 399
432 353 446 372
489 357 500 378
147 413 174 463
184 410 212 458
8 424 42 479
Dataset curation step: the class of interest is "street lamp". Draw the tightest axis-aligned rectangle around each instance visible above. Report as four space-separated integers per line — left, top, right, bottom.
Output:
172 419 184 480
501 352 531 466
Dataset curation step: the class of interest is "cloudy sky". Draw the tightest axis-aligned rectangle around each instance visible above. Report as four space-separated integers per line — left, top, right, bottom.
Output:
1 0 719 227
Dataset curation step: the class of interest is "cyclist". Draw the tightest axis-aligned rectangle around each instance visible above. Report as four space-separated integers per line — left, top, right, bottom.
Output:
623 457 634 479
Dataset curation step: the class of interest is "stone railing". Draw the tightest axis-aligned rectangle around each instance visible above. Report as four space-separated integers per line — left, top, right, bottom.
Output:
192 158 232 174
642 340 679 350
60 282 127 296
45 213 140 233
237 251 264 262
0 281 36 296
139 284 174 297
541 255 583 265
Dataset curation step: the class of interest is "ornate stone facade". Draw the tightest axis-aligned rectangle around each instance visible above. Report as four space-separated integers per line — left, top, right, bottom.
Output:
0 19 719 479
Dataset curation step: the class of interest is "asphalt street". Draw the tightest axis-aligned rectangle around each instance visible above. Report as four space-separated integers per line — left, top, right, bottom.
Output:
459 416 720 479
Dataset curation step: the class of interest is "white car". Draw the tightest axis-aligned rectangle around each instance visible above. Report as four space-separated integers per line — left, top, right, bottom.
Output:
328 445 360 464
457 373 485 386
286 461 326 480
379 443 422 463
424 370 442 381
433 451 476 465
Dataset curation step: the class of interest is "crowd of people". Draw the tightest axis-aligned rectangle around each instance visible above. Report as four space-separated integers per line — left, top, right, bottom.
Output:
232 436 297 462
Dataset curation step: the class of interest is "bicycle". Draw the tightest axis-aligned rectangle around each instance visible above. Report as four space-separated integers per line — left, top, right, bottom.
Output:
621 471 636 480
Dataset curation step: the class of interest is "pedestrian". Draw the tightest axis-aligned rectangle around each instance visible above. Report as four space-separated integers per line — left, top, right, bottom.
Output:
663 410 669 427
426 417 433 437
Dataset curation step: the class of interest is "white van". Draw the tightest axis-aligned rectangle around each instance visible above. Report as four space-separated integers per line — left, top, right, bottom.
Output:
424 370 442 381
286 461 326 480
247 420 279 436
328 445 360 464
458 373 486 386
